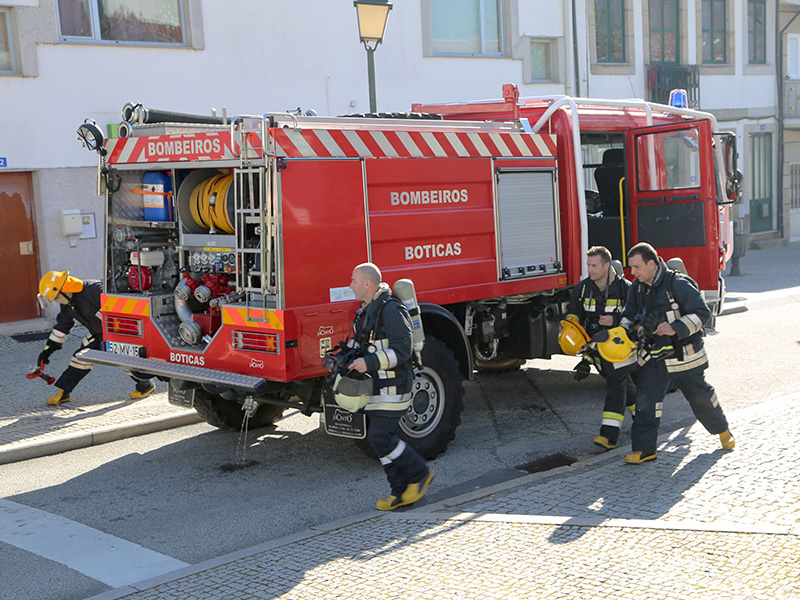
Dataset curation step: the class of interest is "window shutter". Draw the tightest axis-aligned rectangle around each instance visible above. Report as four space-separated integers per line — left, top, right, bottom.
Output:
788 35 800 78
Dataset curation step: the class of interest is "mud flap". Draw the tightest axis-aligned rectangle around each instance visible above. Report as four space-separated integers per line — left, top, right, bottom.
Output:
168 382 195 408
322 390 366 439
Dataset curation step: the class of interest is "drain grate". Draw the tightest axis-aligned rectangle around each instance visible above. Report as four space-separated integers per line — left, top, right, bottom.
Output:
219 460 259 473
11 332 50 343
516 453 577 473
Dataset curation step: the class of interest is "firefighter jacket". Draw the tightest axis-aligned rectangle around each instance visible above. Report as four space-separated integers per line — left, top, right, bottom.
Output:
352 283 414 414
50 280 104 344
620 259 709 374
566 266 630 337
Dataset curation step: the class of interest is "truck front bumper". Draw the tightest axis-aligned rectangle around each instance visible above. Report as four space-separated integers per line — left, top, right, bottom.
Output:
77 349 269 394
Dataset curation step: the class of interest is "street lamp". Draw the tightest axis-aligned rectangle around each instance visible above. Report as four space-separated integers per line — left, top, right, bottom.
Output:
353 0 392 113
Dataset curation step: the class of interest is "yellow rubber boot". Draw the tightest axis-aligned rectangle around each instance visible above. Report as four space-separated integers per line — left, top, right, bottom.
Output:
624 451 657 464
376 495 413 511
46 389 70 406
130 385 156 400
401 469 434 505
593 435 616 450
719 430 736 450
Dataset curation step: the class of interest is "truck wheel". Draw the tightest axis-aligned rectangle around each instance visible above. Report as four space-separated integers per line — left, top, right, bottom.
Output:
193 390 285 430
398 337 465 460
475 357 526 373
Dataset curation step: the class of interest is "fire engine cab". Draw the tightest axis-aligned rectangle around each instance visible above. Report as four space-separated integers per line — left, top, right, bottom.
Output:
76 85 741 459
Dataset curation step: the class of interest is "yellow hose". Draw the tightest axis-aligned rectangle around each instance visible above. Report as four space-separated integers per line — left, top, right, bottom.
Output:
188 174 234 234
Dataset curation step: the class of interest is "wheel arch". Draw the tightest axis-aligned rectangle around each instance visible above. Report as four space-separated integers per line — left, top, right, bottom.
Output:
420 302 472 380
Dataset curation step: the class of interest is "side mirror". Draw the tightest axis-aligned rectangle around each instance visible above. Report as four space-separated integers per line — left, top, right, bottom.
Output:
726 168 743 202
718 132 741 202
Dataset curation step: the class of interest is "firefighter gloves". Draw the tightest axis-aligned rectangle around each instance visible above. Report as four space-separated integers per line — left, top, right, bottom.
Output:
573 359 592 381
37 340 63 366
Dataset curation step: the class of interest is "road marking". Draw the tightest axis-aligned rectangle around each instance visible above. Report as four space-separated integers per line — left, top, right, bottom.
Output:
0 499 188 587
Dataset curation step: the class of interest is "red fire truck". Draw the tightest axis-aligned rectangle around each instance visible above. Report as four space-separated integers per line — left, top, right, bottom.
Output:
76 85 741 459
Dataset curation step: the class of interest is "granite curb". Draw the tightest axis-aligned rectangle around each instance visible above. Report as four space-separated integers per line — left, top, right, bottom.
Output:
0 411 202 466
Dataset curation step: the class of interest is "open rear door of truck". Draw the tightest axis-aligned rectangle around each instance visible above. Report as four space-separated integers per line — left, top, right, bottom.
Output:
626 119 720 292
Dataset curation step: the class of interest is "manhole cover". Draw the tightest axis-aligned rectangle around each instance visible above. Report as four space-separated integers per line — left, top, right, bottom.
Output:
220 460 259 473
516 453 576 473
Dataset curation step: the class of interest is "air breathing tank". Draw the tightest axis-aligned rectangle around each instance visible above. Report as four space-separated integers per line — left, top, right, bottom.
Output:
393 279 424 363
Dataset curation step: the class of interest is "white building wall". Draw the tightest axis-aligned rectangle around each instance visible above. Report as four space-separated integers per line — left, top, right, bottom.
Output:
0 0 572 331
0 0 784 330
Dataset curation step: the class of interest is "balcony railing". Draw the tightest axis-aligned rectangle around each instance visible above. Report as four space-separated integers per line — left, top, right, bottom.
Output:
783 80 800 119
647 64 700 108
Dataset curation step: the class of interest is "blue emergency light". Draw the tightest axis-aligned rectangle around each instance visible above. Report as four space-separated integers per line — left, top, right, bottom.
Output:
668 89 688 108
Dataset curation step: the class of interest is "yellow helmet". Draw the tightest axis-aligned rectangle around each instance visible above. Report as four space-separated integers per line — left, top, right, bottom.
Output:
594 327 637 363
38 271 84 302
559 318 590 356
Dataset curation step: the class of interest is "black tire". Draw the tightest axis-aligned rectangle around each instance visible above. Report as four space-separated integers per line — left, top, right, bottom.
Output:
398 336 465 460
474 357 526 373
193 389 285 430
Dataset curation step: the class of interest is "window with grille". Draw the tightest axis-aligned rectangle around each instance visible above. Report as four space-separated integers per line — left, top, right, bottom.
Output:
790 163 800 210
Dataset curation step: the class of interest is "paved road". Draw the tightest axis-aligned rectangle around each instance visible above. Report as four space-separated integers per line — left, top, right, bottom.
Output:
0 242 797 599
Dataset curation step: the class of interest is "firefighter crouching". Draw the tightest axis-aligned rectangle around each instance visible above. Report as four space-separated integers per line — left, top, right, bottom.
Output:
619 243 735 464
340 262 434 511
36 271 155 406
562 245 636 450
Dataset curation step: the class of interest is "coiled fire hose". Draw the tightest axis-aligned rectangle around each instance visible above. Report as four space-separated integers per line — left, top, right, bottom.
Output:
189 174 234 234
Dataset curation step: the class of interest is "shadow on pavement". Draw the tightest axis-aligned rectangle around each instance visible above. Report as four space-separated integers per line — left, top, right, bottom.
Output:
545 426 725 544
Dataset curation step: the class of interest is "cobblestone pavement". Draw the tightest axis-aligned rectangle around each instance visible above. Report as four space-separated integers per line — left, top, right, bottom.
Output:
0 328 199 465
90 393 800 600
1 244 797 599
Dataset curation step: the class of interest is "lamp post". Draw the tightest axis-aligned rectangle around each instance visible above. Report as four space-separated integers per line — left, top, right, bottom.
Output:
353 0 392 113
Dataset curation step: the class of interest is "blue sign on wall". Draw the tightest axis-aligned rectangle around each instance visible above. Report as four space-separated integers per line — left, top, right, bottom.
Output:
0 158 7 167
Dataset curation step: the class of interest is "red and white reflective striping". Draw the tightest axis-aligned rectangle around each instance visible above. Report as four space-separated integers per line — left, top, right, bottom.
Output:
271 128 557 159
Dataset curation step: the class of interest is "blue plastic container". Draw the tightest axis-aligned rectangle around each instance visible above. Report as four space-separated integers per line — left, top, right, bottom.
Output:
142 171 174 222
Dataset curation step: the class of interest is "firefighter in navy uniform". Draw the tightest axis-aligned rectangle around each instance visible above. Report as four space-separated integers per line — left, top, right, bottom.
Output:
347 263 434 511
619 243 735 464
36 271 155 406
564 246 636 450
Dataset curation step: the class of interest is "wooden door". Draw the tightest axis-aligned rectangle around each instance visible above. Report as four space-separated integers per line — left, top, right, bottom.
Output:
0 172 40 322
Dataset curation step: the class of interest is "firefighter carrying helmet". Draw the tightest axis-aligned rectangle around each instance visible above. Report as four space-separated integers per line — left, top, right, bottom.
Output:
331 372 373 412
592 327 637 363
38 271 84 304
323 342 373 412
559 318 590 356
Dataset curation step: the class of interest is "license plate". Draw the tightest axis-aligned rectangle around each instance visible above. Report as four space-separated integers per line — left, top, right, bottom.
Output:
106 341 143 357
322 389 366 439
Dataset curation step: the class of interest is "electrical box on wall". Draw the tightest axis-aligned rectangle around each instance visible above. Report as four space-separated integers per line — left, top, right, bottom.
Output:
60 209 82 237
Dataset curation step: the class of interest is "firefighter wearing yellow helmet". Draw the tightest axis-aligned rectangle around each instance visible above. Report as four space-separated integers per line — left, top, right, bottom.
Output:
36 271 155 406
563 246 637 451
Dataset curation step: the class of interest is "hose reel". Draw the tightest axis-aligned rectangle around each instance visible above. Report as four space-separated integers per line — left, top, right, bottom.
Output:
176 170 236 234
